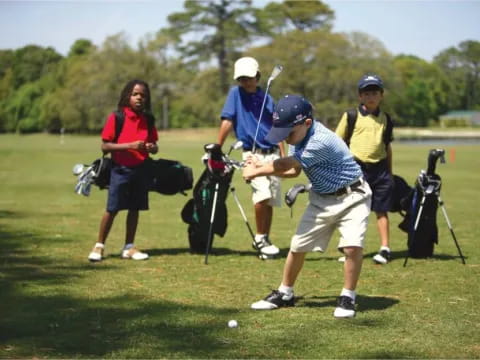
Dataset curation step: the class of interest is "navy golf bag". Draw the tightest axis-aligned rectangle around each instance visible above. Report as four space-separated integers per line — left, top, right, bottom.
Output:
181 144 234 254
400 149 445 258
390 174 413 215
403 174 441 258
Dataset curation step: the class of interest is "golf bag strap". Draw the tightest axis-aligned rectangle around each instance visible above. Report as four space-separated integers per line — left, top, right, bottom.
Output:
345 109 357 147
113 110 125 144
345 109 393 149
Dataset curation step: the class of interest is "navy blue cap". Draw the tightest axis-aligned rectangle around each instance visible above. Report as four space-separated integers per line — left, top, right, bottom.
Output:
265 95 313 144
358 74 383 90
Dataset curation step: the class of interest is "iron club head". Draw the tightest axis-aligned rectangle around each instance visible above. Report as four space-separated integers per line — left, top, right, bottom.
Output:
268 65 283 83
73 164 85 176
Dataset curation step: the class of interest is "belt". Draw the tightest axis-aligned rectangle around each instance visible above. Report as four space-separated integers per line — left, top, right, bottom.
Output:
244 147 278 155
324 178 364 196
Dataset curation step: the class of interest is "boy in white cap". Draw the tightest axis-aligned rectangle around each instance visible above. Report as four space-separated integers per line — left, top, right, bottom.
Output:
216 57 285 258
243 94 371 318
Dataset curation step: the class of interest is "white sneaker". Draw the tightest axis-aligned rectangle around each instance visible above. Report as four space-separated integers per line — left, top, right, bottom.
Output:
333 296 356 318
373 249 391 264
338 256 346 263
121 247 149 260
88 243 104 262
252 236 280 256
251 290 294 310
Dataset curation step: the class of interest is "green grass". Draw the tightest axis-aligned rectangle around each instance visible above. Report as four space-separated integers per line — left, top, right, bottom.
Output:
1 132 479 359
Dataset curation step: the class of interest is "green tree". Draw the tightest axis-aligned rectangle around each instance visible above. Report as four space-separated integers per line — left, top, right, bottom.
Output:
11 45 62 89
68 39 96 57
245 29 394 128
166 0 260 94
258 0 334 34
390 55 450 126
434 40 480 110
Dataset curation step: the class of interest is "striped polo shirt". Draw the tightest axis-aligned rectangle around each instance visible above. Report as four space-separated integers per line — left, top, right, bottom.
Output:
289 121 362 194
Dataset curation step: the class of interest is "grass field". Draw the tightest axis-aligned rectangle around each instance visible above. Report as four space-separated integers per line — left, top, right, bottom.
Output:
1 131 479 359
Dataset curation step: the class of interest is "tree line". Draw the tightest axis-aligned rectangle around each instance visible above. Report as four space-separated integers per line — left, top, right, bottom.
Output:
0 0 479 134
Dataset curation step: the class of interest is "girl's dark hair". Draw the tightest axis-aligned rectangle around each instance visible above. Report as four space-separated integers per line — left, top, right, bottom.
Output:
117 79 152 112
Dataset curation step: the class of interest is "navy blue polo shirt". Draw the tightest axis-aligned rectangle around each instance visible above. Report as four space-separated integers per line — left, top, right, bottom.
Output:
221 86 277 150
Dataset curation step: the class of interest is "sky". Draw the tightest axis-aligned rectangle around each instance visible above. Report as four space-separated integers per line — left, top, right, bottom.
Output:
0 0 479 61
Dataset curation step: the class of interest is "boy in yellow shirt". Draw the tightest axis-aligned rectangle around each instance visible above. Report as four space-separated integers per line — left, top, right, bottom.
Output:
335 74 394 264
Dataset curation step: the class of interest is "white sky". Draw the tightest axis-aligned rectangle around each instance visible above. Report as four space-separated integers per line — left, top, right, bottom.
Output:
0 0 479 61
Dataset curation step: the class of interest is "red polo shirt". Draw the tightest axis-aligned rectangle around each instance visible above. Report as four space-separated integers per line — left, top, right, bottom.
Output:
101 107 158 167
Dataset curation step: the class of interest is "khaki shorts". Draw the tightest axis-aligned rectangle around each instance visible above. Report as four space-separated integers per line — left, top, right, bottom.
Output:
242 151 282 207
290 179 372 252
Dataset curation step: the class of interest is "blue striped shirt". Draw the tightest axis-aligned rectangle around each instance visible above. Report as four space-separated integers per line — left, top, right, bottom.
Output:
289 121 362 194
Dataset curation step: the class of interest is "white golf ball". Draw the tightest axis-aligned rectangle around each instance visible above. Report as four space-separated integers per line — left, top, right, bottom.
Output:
228 319 238 328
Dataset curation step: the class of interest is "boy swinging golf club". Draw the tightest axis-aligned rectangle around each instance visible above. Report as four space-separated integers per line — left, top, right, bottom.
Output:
243 95 372 318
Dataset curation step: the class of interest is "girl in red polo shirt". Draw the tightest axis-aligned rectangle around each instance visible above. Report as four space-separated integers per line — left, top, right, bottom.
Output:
88 79 158 262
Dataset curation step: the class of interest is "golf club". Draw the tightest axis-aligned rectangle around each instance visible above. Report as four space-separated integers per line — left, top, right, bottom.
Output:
251 65 283 154
204 182 220 265
73 163 85 176
74 164 95 196
227 140 243 156
230 187 270 260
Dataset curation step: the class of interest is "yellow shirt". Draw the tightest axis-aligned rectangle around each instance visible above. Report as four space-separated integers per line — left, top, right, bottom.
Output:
335 109 388 163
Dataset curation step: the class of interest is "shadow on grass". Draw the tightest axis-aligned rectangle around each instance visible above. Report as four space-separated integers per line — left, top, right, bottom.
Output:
1 293 240 358
145 246 263 258
307 249 466 264
0 228 241 358
0 210 15 218
299 294 399 313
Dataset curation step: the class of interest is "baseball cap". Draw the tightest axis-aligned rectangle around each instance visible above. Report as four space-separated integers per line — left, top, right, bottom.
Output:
265 95 313 144
358 74 383 90
233 57 259 80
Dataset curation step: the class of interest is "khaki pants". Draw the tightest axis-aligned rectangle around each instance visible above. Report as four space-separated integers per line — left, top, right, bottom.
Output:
290 180 372 252
242 151 282 207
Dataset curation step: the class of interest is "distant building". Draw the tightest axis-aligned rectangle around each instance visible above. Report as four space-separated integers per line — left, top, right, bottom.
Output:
439 111 480 127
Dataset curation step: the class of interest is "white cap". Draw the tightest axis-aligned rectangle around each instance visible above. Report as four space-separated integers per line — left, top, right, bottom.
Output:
233 57 259 80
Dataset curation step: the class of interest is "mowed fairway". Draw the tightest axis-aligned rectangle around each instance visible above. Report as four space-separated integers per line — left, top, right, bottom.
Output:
0 132 479 359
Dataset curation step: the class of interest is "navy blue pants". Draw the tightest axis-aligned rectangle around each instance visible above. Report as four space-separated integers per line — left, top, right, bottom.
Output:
358 159 393 213
106 162 150 212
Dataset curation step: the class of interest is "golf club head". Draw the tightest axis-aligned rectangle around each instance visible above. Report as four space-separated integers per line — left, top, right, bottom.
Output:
227 140 243 155
72 164 85 176
231 140 243 151
268 65 283 82
75 180 84 195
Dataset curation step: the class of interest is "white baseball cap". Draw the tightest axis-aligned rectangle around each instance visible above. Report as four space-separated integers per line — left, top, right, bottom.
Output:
233 57 259 80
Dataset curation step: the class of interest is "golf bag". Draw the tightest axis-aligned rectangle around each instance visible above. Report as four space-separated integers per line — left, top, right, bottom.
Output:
73 156 112 196
390 174 413 215
148 158 193 195
400 149 446 258
74 157 192 197
181 144 234 253
91 156 113 189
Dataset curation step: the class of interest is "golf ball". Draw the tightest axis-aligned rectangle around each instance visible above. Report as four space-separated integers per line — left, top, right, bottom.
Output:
228 319 238 328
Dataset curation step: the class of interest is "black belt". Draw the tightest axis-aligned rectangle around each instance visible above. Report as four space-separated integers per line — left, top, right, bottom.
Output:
244 147 278 155
325 179 364 196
